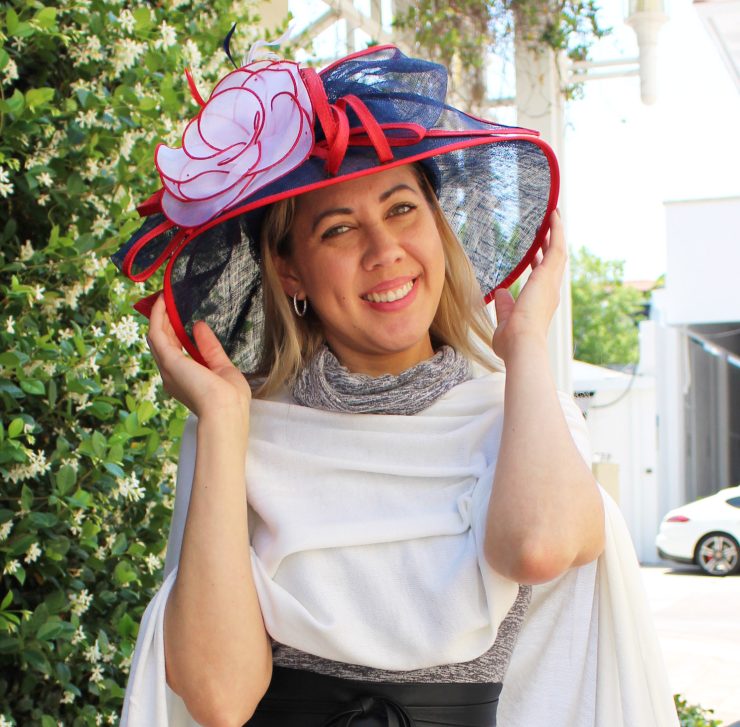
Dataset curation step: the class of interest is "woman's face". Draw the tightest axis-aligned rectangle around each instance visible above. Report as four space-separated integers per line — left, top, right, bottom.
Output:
275 165 446 376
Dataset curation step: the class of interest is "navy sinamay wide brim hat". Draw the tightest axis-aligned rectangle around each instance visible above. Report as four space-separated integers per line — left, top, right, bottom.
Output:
112 44 559 372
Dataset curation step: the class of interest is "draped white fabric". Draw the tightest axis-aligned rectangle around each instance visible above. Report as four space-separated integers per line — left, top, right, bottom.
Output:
121 372 677 727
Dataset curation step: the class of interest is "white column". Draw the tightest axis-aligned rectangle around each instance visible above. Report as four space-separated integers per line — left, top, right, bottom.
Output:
514 35 573 395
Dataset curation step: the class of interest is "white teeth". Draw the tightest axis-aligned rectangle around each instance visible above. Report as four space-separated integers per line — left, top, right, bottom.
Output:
364 280 414 303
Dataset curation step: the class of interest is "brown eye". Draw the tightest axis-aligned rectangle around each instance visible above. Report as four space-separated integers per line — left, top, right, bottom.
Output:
388 203 415 217
321 224 351 240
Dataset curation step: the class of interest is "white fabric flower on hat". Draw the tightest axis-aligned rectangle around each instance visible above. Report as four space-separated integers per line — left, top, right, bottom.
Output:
156 60 314 228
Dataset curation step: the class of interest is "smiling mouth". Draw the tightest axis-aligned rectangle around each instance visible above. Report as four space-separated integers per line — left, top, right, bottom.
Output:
362 279 416 304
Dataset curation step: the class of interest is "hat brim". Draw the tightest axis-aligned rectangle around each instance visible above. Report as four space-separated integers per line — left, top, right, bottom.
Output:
151 133 557 371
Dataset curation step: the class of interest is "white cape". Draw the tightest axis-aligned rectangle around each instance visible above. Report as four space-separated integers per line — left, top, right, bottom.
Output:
121 374 678 726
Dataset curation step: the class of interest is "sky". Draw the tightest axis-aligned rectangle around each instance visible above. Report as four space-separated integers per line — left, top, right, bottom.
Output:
563 0 740 280
290 0 740 281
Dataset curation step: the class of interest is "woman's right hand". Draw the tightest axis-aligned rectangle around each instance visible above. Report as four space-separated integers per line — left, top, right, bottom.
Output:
146 294 252 423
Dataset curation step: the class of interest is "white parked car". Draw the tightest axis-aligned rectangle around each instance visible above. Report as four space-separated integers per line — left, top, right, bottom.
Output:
656 485 740 576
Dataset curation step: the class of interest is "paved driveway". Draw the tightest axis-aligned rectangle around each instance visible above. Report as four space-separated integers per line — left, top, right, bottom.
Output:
641 565 740 725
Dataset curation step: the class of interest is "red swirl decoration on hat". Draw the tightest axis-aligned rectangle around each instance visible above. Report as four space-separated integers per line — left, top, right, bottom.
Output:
155 60 314 228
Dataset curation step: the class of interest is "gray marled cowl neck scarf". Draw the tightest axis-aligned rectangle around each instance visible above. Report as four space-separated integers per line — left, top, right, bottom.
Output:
290 344 472 415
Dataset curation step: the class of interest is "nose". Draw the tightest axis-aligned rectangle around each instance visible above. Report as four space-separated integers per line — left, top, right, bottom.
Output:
360 223 405 270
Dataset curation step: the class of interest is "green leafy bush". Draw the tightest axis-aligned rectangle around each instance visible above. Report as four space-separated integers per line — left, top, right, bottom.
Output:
675 694 723 727
0 1 279 723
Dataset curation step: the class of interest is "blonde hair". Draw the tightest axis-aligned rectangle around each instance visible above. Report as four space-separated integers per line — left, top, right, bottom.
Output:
252 165 502 398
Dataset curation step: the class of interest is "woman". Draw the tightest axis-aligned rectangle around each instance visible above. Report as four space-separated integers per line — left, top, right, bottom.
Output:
116 43 677 727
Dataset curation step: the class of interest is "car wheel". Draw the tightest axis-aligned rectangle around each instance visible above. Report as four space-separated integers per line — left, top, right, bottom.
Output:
695 533 740 576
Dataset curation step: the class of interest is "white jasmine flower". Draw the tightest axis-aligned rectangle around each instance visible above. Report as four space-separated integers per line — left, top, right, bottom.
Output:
112 38 147 75
144 553 162 573
23 542 42 564
37 172 53 187
3 559 20 576
71 625 86 645
82 253 104 276
0 714 14 727
61 690 76 704
64 282 83 310
4 316 14 334
118 9 136 33
120 131 138 161
27 450 51 477
115 473 145 502
58 328 74 340
85 35 104 62
69 588 93 616
162 459 178 484
0 167 13 198
90 665 104 685
91 215 109 238
111 279 125 297
157 20 177 49
61 456 80 473
124 358 140 379
110 315 140 346
2 58 18 85
37 194 49 207
76 110 98 129
182 39 202 67
84 640 101 663
0 521 14 542
32 285 44 301
41 361 56 376
101 376 116 396
19 240 34 261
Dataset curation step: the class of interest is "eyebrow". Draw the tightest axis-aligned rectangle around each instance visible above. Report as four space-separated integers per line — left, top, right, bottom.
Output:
310 183 417 232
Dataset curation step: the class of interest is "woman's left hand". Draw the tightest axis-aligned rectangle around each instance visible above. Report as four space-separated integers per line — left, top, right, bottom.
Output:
492 210 566 363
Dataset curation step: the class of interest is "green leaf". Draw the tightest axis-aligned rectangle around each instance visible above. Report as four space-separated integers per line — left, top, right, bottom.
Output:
37 620 65 641
1 592 12 610
8 418 24 438
21 484 33 511
56 465 76 494
23 646 51 674
0 88 24 116
66 488 92 509
137 400 156 424
0 381 24 398
6 8 19 35
110 533 127 556
66 173 85 196
0 352 20 367
33 6 57 29
92 430 107 458
89 401 114 420
28 512 57 529
41 716 57 727
107 442 124 464
81 520 100 539
47 379 57 409
112 560 138 586
116 612 137 638
20 379 45 396
146 431 161 457
139 96 158 111
25 87 55 110
133 6 153 30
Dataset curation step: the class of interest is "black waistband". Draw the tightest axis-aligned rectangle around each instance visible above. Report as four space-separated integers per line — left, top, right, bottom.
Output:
245 666 502 727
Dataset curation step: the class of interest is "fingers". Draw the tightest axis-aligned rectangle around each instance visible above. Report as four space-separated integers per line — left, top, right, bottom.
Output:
192 320 232 371
493 287 515 325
